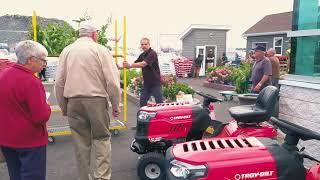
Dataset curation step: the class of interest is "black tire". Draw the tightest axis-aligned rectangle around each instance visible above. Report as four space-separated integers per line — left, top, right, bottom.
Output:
137 152 166 180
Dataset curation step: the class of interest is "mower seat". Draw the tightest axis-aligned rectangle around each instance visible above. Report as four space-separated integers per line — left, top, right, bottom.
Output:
229 86 279 123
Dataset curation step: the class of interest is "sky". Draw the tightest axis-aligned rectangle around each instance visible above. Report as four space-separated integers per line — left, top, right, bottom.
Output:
0 0 294 51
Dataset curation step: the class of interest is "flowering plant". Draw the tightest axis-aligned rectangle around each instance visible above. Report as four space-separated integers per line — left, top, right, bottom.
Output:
128 76 143 95
207 67 232 84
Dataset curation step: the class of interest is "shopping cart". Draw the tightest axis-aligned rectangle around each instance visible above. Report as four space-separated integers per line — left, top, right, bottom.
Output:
48 102 125 144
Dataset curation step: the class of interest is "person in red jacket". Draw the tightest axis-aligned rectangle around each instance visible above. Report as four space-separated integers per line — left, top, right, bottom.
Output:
0 40 51 180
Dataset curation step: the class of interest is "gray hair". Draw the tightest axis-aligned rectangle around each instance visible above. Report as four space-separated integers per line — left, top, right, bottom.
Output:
140 37 150 44
267 48 276 54
15 40 48 65
79 23 98 37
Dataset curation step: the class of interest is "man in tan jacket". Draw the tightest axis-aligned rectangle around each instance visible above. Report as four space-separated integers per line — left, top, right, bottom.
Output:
54 23 121 180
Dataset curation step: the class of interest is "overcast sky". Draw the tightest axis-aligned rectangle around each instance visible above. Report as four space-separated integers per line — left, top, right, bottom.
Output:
1 0 294 50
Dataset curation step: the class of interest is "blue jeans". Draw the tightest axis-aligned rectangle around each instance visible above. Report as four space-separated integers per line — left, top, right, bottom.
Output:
1 146 47 180
140 85 163 107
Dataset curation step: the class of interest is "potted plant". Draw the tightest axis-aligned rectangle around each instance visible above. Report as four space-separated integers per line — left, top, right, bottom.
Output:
162 82 194 102
233 62 258 105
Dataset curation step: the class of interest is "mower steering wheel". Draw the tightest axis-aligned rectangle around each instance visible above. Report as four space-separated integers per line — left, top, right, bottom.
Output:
195 91 223 103
270 117 320 141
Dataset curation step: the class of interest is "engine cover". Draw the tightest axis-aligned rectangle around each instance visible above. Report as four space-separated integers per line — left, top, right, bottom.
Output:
136 103 210 143
167 137 306 180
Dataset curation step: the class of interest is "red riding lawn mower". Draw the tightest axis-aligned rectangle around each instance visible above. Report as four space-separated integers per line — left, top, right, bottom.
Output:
130 86 279 180
166 117 320 180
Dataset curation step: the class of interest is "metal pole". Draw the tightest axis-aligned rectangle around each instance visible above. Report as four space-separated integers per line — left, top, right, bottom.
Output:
123 16 127 124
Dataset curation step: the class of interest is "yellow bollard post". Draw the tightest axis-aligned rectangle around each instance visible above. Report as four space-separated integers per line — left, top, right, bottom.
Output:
32 10 39 77
32 10 37 42
123 16 127 124
115 20 118 64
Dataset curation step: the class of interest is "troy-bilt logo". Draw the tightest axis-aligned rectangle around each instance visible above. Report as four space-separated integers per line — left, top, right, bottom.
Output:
234 171 274 180
170 115 191 121
149 137 162 142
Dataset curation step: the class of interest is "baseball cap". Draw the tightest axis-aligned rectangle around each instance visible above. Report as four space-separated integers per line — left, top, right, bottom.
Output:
253 45 266 52
79 22 98 34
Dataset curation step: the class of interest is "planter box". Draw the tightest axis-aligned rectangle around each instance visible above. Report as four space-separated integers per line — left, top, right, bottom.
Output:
203 81 235 91
126 90 200 106
126 90 140 106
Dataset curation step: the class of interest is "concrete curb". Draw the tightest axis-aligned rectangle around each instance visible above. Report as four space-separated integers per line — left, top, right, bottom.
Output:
203 81 235 91
126 90 140 106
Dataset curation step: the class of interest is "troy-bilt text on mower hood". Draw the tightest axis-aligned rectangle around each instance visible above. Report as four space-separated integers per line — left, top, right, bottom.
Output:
135 102 209 146
166 117 320 180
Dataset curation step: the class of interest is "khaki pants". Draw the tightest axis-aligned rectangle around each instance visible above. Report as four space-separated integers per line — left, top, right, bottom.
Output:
67 97 112 180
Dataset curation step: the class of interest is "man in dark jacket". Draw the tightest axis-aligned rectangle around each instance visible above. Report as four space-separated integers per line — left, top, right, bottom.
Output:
194 54 203 77
123 37 163 107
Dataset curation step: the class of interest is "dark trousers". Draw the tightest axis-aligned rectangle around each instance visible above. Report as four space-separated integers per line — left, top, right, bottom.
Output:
140 85 163 107
1 146 46 180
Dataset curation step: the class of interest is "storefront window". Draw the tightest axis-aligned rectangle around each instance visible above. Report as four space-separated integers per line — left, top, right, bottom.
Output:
295 36 320 76
297 0 318 30
292 0 320 76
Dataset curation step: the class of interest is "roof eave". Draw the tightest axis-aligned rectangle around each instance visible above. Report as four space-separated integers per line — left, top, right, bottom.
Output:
179 25 231 40
242 31 291 37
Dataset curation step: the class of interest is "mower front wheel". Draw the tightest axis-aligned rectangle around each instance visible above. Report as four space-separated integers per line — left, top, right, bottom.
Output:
137 152 166 180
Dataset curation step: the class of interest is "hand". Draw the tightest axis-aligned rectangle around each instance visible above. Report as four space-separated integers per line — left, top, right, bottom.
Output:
46 100 50 105
123 61 131 68
116 63 123 70
253 84 261 92
112 107 121 117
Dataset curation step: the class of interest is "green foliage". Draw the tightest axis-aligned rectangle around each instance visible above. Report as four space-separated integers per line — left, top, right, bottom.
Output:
162 74 177 87
233 62 252 94
206 66 216 76
97 16 112 49
30 23 78 56
121 69 142 87
162 82 194 100
29 15 111 56
97 24 109 47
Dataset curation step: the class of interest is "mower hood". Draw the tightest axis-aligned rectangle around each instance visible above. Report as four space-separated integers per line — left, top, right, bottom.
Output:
169 137 273 164
140 102 193 112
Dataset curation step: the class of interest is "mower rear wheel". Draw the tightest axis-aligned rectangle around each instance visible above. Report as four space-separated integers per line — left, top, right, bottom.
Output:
137 152 166 180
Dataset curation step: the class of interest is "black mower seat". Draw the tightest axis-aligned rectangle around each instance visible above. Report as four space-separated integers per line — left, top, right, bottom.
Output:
229 86 279 123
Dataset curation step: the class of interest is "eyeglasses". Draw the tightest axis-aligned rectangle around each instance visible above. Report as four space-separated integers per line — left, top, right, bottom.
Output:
32 56 47 64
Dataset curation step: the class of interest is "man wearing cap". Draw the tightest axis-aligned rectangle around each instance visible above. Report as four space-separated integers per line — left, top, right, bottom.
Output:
250 46 272 93
55 23 121 180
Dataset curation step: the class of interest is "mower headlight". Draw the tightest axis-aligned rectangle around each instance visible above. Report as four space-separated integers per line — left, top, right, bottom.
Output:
170 160 207 179
138 111 156 121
